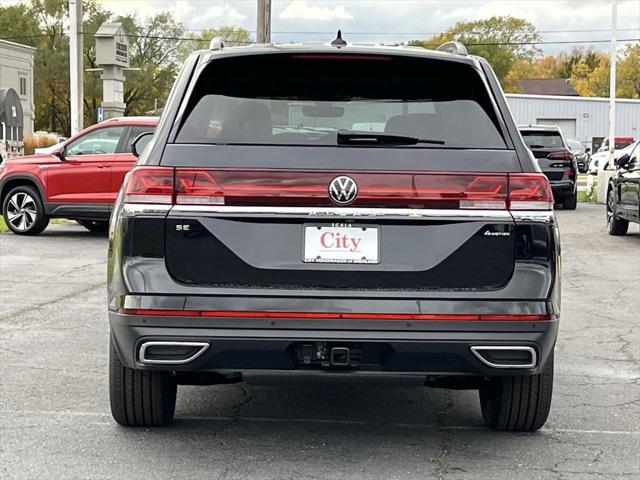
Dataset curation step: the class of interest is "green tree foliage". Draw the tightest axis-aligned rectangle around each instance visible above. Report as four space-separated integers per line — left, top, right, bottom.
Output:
176 26 252 63
409 16 541 82
110 12 185 116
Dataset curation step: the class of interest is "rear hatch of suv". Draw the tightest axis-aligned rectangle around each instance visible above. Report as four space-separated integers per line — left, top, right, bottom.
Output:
127 51 551 292
519 128 575 182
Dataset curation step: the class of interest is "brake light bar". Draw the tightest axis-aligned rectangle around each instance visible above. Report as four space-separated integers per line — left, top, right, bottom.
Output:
547 151 573 161
124 168 553 211
121 308 552 321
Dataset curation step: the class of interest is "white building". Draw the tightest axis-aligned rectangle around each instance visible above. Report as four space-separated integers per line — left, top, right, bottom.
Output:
505 93 640 151
0 39 36 137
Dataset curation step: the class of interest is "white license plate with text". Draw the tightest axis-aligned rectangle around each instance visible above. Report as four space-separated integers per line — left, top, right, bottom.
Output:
303 225 379 264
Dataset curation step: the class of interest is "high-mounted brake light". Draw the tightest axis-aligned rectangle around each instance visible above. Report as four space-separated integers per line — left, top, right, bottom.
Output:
124 167 174 204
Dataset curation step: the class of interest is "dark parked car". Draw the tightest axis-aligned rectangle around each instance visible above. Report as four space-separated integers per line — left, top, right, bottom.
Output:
518 125 578 209
566 138 589 173
607 141 640 235
108 40 560 431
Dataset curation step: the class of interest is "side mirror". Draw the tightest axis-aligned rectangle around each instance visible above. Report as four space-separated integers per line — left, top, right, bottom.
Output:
53 146 66 160
615 153 630 169
131 131 154 157
585 147 591 154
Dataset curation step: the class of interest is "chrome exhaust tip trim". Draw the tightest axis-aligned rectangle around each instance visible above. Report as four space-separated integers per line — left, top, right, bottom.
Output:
139 341 210 365
470 346 537 369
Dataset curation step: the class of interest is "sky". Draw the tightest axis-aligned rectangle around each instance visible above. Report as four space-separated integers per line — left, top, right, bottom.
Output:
3 0 640 54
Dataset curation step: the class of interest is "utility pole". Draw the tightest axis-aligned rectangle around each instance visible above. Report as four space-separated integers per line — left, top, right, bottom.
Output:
598 0 617 203
257 0 272 43
69 0 83 135
607 0 617 168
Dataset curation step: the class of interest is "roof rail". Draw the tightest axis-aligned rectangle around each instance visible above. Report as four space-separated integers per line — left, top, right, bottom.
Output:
209 37 224 51
436 41 468 55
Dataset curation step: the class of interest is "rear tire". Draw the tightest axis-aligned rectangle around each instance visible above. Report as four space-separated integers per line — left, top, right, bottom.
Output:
109 337 177 427
2 185 49 235
607 188 628 236
562 192 577 210
479 352 554 431
77 219 109 233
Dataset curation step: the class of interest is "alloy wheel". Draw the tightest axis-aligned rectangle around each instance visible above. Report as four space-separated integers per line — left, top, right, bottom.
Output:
606 191 614 227
6 192 38 232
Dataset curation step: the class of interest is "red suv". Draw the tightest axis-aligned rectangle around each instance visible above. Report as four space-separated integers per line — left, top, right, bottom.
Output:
0 116 157 235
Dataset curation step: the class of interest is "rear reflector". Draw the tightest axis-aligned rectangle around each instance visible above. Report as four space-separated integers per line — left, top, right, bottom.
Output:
124 168 553 211
121 308 552 321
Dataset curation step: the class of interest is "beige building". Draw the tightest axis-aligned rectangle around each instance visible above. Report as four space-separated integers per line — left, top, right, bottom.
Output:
0 39 36 136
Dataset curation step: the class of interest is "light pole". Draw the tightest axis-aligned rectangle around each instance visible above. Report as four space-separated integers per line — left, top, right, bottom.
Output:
69 0 83 135
608 0 617 168
598 0 618 204
257 0 272 43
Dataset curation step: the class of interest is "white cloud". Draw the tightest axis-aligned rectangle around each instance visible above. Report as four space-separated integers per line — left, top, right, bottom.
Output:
279 1 353 21
169 1 247 27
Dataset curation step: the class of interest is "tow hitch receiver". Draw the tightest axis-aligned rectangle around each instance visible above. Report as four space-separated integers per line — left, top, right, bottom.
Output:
295 342 361 368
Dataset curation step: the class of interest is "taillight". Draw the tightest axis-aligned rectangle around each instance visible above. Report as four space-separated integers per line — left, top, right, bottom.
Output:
175 170 224 205
124 167 174 204
547 151 573 161
122 168 553 211
508 173 554 210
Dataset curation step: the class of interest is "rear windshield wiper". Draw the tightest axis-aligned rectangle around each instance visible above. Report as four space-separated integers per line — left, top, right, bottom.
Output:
337 130 445 146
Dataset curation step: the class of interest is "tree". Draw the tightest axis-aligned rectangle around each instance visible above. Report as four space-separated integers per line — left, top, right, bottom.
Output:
617 44 640 99
176 26 252 64
569 46 639 99
112 12 185 116
409 16 541 82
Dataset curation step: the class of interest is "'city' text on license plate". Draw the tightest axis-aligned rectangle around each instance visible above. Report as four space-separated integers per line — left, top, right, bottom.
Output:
303 225 379 264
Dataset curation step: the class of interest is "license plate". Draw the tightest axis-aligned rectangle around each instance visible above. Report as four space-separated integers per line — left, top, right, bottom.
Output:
303 225 379 264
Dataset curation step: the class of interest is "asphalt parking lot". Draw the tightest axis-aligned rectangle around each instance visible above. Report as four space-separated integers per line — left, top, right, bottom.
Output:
1 204 638 479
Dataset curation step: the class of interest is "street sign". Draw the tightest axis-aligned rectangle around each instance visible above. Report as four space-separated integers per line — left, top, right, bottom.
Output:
97 107 104 122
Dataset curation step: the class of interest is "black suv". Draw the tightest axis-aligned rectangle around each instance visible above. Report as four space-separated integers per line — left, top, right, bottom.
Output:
108 41 560 431
518 125 578 209
607 141 640 235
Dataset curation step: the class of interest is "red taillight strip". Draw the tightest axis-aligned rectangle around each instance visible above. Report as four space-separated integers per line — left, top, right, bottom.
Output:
121 309 551 321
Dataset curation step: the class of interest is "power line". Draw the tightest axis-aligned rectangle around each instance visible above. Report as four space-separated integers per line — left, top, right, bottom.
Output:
1 31 638 47
182 28 640 35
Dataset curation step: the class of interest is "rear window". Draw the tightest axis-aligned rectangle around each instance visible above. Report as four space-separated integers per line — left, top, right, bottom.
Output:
520 130 565 149
566 139 582 151
175 53 506 149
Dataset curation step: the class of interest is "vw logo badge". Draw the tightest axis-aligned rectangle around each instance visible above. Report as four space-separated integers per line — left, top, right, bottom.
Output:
329 176 358 205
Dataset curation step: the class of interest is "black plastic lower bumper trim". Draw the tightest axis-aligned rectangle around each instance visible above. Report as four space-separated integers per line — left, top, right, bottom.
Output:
110 313 558 377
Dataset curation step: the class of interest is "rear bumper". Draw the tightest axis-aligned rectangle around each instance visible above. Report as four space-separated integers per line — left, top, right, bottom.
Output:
549 180 576 198
109 311 558 377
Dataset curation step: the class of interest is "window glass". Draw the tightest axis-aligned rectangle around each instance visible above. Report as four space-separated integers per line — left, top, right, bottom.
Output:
566 139 582 151
66 126 125 155
120 125 155 154
176 54 506 149
19 77 27 96
629 142 639 166
520 130 564 149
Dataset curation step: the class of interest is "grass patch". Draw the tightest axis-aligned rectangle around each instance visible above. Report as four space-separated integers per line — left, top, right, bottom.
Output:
578 183 598 203
0 216 7 233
